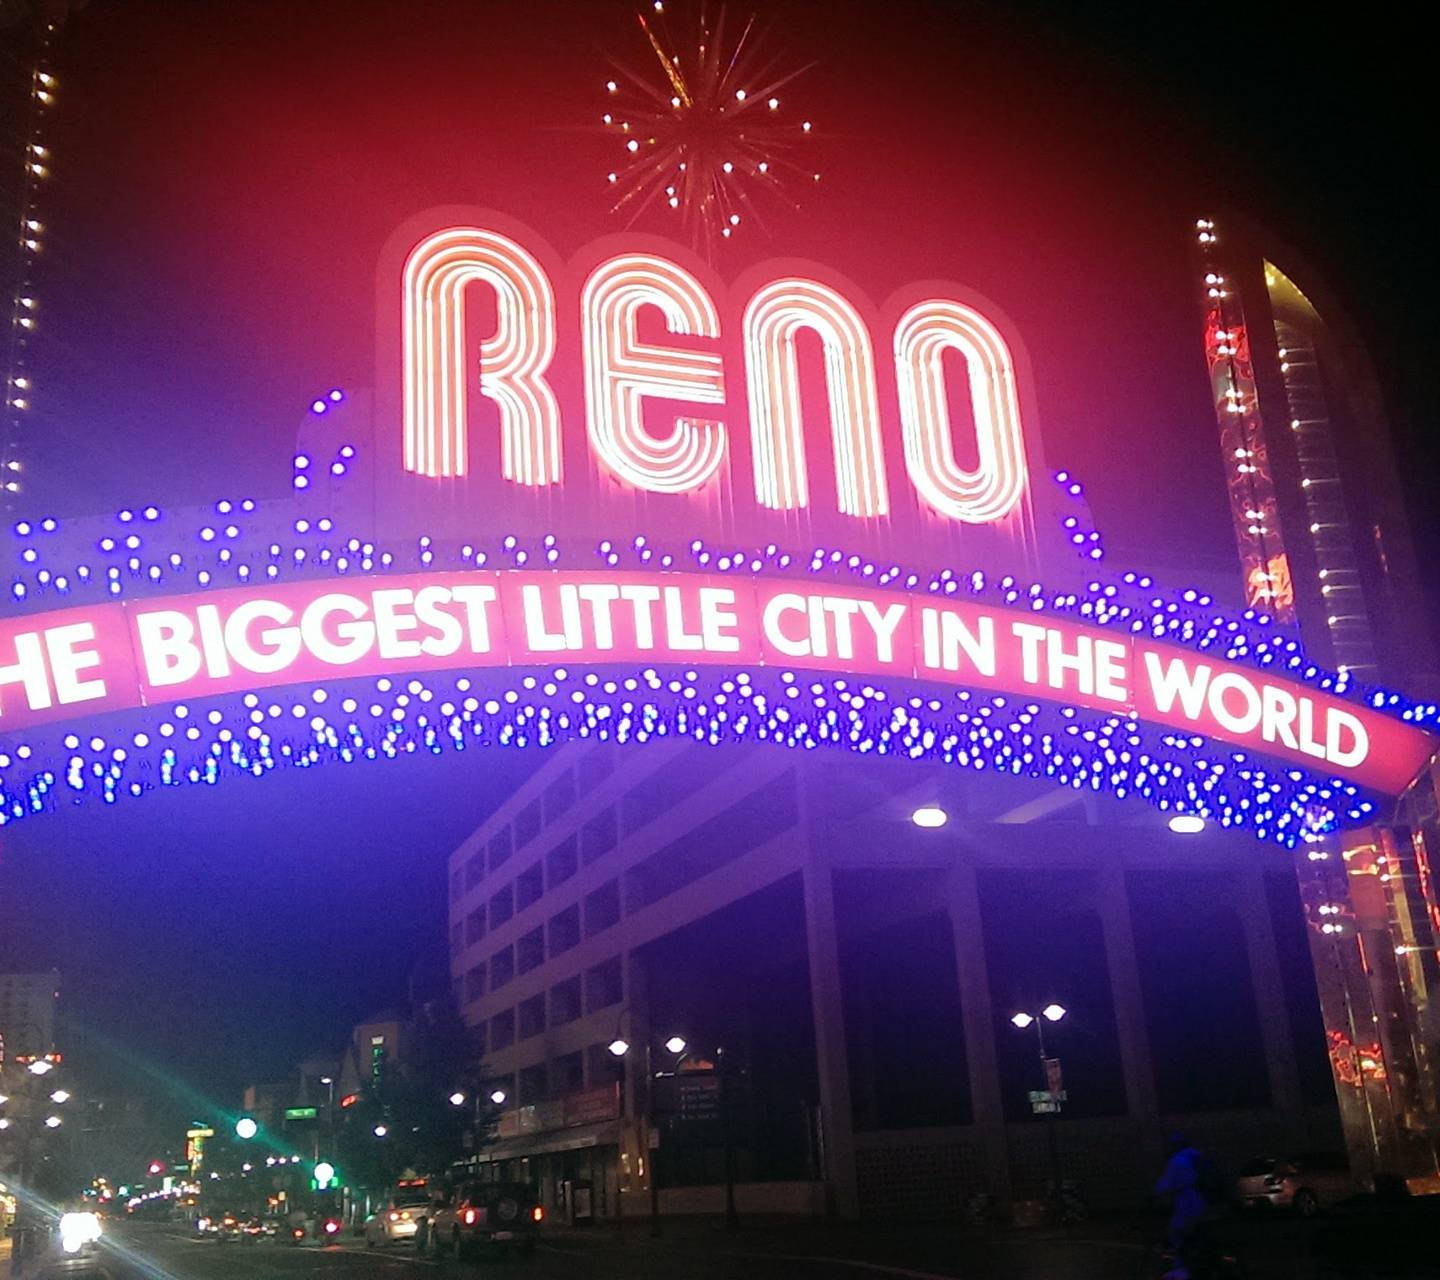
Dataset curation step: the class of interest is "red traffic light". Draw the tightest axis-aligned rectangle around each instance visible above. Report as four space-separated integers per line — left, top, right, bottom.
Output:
148 1161 165 1176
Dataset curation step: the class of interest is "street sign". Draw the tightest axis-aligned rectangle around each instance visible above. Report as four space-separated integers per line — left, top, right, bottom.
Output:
1028 1090 1066 1114
284 1106 318 1121
1044 1057 1064 1096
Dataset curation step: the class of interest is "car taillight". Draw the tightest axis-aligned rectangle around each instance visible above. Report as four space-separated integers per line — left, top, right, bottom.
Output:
324 1220 340 1235
532 1206 543 1222
388 1212 399 1221
463 1208 477 1225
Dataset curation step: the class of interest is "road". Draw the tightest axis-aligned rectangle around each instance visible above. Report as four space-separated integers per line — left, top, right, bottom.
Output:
9 1209 1440 1280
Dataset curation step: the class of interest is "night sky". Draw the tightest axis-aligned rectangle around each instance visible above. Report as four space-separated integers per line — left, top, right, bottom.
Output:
0 0 1435 1125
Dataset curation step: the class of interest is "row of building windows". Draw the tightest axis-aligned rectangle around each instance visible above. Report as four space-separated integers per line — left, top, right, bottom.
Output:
453 956 625 1060
450 742 727 921
449 770 799 987
450 750 624 906
485 1041 624 1111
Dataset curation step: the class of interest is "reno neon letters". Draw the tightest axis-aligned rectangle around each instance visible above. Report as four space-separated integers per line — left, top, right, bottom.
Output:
399 225 1029 525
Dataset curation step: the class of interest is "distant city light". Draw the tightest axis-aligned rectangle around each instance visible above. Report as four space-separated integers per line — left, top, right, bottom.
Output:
911 805 948 829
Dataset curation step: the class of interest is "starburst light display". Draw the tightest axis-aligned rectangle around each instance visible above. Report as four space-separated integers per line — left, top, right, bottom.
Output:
601 2 818 259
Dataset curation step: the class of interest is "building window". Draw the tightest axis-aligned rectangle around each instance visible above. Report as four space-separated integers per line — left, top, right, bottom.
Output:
466 906 486 946
519 993 546 1040
548 905 581 957
491 1008 515 1052
546 835 579 890
449 923 463 956
450 868 464 905
585 956 623 1013
622 745 713 834
584 880 621 938
465 963 486 1004
518 1062 548 1104
472 1023 487 1057
516 861 543 912
490 945 515 991
517 926 545 975
544 771 577 822
465 850 485 890
515 799 542 849
578 745 614 788
488 827 513 873
625 770 797 912
586 1043 619 1090
550 976 582 1026
552 1050 584 1096
489 884 514 931
582 807 618 866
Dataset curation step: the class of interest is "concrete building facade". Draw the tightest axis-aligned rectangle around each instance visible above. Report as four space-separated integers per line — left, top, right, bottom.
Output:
448 742 1335 1219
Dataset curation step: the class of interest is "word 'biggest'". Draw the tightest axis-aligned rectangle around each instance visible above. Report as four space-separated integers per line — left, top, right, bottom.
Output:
402 226 1028 524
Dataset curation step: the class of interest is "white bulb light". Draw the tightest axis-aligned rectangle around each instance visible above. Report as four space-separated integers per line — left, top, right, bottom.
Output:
608 1038 630 1057
1010 1012 1034 1029
1168 814 1206 834
911 805 947 829
1042 1003 1067 1023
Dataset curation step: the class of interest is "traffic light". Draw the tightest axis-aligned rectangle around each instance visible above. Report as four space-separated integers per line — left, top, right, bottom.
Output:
235 1117 258 1140
313 1161 336 1190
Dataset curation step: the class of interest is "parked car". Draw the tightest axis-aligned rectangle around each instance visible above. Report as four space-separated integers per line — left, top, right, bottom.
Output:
1236 1152 1355 1215
427 1180 542 1258
364 1182 438 1247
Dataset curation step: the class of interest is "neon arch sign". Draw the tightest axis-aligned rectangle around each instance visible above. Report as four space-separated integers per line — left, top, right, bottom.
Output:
1 212 1437 841
396 221 1028 526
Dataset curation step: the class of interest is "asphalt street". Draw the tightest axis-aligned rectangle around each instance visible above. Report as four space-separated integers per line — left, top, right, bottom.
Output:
9 1210 1440 1280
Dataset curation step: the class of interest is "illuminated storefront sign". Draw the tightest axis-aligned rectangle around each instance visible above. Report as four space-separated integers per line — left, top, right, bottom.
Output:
2 570 1431 794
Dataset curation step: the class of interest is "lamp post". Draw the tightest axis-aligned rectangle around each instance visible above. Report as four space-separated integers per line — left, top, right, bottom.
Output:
1011 1003 1067 1202
608 1029 690 1236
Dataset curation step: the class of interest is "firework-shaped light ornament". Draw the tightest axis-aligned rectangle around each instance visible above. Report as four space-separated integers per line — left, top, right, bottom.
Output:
602 2 818 260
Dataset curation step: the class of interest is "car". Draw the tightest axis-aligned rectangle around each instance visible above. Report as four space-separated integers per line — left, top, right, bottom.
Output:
427 1180 542 1259
213 1211 245 1242
1236 1152 1355 1216
364 1184 437 1247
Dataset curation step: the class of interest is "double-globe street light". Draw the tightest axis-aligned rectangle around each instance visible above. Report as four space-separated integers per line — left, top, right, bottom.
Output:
1011 1003 1068 1202
607 1029 707 1236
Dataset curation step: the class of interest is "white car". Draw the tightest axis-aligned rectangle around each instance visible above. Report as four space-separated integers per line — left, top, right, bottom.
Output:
1236 1153 1354 1215
364 1186 436 1247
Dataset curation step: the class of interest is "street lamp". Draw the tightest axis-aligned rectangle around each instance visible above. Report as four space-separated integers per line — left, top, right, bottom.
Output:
489 1088 507 1106
372 1124 388 1138
1012 1002 1068 1203
44 1116 61 1129
448 1091 467 1107
49 1090 69 1104
608 1028 694 1236
235 1117 258 1141
911 805 948 828
26 1060 52 1076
